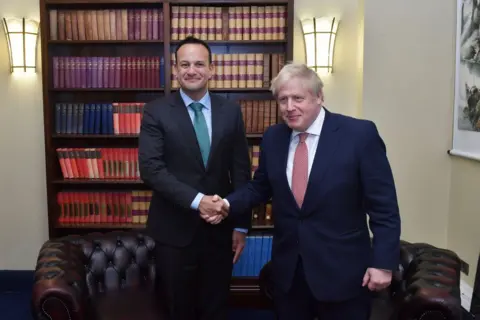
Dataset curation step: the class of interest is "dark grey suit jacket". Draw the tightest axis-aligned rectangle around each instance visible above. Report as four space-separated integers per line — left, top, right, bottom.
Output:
138 91 251 247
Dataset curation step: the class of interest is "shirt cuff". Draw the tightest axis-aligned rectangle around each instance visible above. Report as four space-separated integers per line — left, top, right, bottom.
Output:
223 198 230 207
190 192 204 210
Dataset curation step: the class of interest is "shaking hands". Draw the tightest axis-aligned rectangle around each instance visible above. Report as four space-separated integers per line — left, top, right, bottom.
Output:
198 194 229 224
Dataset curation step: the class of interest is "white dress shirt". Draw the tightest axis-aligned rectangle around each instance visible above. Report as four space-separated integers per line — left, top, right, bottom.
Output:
223 107 326 226
286 107 326 189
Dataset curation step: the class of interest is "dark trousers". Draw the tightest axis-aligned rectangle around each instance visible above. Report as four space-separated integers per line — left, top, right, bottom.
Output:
154 223 233 320
274 256 372 320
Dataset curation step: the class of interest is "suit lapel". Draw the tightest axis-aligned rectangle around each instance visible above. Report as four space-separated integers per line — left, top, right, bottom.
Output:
302 110 341 212
207 94 225 170
169 92 205 170
276 124 299 208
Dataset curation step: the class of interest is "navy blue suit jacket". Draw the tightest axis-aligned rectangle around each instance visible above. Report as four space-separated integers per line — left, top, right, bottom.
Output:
226 109 401 301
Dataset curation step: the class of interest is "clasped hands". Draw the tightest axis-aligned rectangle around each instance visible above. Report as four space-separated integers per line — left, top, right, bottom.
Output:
198 194 229 224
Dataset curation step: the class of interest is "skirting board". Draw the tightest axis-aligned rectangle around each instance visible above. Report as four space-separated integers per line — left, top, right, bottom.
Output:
0 270 34 292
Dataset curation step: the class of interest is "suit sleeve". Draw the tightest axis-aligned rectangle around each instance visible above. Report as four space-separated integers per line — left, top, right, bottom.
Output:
138 102 199 210
229 104 253 230
226 129 273 218
359 121 401 271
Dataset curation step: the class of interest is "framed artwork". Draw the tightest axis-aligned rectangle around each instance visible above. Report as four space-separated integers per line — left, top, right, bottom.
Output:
451 0 480 161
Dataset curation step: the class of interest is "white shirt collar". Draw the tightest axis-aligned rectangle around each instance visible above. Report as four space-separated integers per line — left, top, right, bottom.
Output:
179 88 211 110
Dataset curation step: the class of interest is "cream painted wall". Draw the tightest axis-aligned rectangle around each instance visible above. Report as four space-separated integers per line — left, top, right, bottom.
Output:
362 0 455 247
362 0 479 288
0 0 49 269
448 157 480 286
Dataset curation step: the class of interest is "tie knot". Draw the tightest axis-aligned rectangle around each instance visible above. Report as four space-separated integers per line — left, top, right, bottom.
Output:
189 102 204 113
298 132 308 143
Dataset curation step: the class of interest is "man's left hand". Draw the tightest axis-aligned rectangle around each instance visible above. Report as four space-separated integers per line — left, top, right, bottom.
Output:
362 268 392 291
232 230 246 264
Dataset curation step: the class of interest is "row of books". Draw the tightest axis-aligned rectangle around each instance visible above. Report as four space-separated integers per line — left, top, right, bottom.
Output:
49 9 165 41
241 100 278 134
55 102 144 135
233 235 272 277
56 190 272 229
171 53 285 89
56 146 260 180
51 53 284 90
52 56 165 89
57 191 151 225
171 5 287 41
56 148 139 180
54 100 277 136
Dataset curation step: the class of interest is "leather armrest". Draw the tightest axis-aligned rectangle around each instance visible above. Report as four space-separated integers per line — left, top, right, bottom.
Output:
31 240 88 320
396 246 463 320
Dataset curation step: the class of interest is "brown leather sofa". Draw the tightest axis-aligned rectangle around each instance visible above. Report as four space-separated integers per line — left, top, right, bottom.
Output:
31 231 463 320
31 231 164 320
259 240 464 320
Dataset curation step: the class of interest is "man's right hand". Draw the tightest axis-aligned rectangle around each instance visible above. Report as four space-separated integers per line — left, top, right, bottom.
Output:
199 195 229 224
199 195 228 218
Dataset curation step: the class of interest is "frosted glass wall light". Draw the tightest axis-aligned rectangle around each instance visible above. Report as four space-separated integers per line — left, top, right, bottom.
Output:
301 17 339 75
2 17 40 73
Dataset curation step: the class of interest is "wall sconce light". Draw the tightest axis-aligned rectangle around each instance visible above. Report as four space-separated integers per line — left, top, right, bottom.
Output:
2 17 39 73
301 17 339 75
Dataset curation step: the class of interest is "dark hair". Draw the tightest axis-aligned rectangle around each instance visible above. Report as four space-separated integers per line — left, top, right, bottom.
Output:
175 36 212 64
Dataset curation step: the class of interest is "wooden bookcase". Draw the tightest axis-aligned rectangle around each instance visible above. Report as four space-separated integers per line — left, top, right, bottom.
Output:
39 0 293 308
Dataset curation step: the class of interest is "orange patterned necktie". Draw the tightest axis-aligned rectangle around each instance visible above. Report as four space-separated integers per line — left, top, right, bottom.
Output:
292 132 309 208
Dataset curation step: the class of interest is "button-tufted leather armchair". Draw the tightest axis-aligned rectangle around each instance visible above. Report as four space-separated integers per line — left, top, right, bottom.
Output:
258 240 464 320
31 231 165 320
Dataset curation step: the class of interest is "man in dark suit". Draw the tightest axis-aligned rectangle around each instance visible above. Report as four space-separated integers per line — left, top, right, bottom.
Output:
207 62 401 319
138 36 251 320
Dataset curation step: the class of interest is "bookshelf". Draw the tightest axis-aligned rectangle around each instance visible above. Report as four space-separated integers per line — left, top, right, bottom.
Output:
40 0 293 307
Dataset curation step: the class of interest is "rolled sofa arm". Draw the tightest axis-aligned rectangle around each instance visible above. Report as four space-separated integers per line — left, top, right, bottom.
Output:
396 243 463 320
31 240 88 320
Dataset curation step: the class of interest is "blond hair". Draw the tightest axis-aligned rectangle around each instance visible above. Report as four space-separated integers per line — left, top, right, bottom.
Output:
270 62 324 97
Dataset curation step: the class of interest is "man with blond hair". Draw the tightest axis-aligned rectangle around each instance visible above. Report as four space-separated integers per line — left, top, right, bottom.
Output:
206 62 401 319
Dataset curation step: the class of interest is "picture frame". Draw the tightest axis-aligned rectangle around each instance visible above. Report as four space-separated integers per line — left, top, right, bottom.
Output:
451 0 480 161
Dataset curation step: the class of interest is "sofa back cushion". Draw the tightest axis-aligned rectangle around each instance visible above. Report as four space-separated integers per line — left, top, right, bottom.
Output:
66 231 156 297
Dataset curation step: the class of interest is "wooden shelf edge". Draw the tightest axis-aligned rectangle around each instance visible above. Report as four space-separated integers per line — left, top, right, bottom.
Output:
172 0 288 3
49 40 165 44
52 179 144 184
46 0 162 4
50 88 164 92
49 40 284 44
52 133 262 138
55 222 273 230
172 88 271 92
56 223 146 229
170 40 286 44
251 224 274 229
52 134 139 138
46 0 287 3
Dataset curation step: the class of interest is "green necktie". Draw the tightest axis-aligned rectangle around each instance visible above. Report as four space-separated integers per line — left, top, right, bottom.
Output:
189 102 210 166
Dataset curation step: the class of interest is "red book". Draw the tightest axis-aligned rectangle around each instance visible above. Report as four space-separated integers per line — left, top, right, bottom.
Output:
58 193 65 224
94 192 101 223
